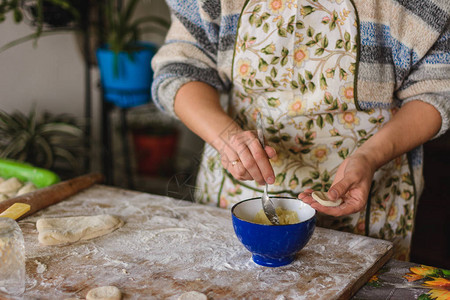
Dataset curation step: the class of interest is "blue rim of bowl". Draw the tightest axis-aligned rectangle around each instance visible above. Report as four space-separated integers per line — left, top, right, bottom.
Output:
231 196 316 226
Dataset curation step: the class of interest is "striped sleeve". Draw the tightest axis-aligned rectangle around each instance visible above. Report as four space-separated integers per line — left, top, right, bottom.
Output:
396 21 450 138
151 0 230 117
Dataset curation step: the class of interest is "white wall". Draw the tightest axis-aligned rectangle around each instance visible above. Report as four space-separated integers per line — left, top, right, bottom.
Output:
0 20 86 116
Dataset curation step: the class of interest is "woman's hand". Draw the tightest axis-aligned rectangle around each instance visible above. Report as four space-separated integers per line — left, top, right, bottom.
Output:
173 82 278 186
299 152 375 216
218 130 277 185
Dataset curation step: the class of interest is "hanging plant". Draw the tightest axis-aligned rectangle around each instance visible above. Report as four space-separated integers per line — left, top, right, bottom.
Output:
0 0 81 52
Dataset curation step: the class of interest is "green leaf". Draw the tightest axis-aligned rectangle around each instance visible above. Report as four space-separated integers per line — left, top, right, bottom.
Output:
310 171 320 179
325 113 334 125
302 178 313 187
287 24 294 34
261 43 275 55
249 14 255 25
320 73 327 89
271 56 280 64
344 31 351 41
307 26 314 37
265 76 274 85
312 183 323 191
306 119 314 130
288 15 295 25
253 5 262 13
305 70 313 80
271 67 278 78
296 21 305 29
345 41 351 51
308 82 316 92
278 28 287 37
269 136 281 143
255 18 263 27
268 97 279 107
338 148 349 159
300 84 307 94
281 56 288 66
329 21 336 31
336 39 344 49
334 140 343 147
324 93 333 104
321 170 330 182
255 79 263 87
302 6 315 17
281 47 289 57
261 12 270 21
316 115 324 128
358 129 367 137
314 33 322 42
291 81 299 89
281 133 291 141
315 48 324 56
322 36 329 48
277 16 284 28
258 58 269 71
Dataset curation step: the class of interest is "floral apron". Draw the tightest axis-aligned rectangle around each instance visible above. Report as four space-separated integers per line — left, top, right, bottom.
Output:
195 0 417 260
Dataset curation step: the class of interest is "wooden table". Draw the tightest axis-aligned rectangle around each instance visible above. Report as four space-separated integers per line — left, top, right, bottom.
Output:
10 185 394 299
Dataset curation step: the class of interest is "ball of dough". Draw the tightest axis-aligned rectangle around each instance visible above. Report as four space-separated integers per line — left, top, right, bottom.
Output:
36 215 124 246
86 286 121 300
311 191 342 207
177 291 207 300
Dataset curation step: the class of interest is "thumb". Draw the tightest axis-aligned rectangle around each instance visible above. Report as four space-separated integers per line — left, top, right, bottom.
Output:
328 176 353 200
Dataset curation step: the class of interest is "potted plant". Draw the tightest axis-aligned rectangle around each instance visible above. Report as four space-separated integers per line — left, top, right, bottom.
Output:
0 107 85 177
127 104 178 177
0 0 81 52
96 0 170 108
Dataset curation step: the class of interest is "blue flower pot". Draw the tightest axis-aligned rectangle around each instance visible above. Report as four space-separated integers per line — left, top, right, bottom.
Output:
96 42 157 108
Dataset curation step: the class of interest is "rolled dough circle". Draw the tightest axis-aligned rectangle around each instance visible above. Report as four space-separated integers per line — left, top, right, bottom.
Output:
311 191 343 207
177 291 207 300
86 286 121 300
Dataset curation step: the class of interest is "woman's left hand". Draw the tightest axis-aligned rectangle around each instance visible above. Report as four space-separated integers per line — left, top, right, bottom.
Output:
299 152 375 217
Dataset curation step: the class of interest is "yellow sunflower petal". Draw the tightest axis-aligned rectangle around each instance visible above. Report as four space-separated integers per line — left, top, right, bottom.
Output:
410 265 438 276
428 288 450 300
423 277 450 288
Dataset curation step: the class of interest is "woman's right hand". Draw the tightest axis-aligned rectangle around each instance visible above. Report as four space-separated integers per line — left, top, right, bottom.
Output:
216 130 277 186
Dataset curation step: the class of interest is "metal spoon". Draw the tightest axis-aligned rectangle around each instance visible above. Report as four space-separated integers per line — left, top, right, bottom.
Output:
256 112 280 225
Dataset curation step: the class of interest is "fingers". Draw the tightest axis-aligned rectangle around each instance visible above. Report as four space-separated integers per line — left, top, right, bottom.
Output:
220 131 275 185
221 156 252 181
299 187 366 217
328 176 353 201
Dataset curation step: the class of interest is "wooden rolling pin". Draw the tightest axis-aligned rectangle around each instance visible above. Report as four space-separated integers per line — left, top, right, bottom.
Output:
0 172 104 220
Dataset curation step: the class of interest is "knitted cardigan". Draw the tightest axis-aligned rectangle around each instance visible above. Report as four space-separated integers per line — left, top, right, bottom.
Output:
152 0 450 138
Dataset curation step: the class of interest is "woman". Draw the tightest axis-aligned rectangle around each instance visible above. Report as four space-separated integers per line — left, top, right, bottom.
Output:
151 0 449 260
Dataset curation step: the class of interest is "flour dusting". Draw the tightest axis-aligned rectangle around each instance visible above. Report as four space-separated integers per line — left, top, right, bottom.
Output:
19 185 393 299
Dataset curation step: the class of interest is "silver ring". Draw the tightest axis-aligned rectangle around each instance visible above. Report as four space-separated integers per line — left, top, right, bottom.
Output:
231 159 240 166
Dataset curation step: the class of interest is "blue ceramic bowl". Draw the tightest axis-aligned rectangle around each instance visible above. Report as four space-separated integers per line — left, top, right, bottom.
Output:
231 197 316 267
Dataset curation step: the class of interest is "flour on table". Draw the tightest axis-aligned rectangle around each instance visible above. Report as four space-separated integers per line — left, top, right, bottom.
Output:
86 286 121 300
17 181 37 196
0 177 23 194
36 215 124 246
177 291 207 300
